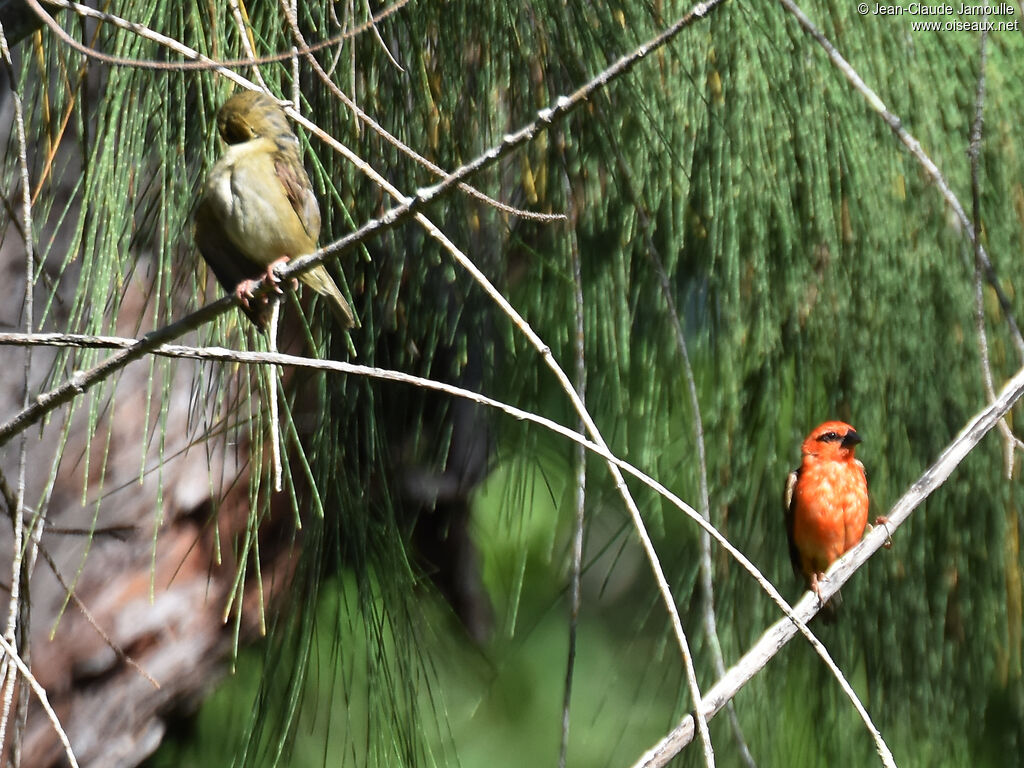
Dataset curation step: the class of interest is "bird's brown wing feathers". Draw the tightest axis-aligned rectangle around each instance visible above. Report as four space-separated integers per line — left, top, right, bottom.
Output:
273 148 357 329
274 150 320 242
784 468 802 579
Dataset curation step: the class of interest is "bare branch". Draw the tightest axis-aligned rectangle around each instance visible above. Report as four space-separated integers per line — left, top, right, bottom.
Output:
0 12 37 759
558 154 587 768
966 28 1019 477
29 0 410 71
779 0 1024 363
279 3 565 223
0 0 726 447
604 127 755 765
633 363 1024 766
0 633 79 768
0 332 895 744
0 4 732 707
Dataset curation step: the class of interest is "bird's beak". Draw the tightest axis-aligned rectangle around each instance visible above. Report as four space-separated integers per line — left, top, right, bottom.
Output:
842 430 863 448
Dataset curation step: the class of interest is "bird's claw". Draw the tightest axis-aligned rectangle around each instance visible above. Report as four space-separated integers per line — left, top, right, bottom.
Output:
810 572 828 607
264 257 289 295
867 516 894 549
233 256 295 308
234 280 260 308
265 256 299 292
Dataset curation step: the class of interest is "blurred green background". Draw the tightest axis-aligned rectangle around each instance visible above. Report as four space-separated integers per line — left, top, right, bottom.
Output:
9 0 1023 765
146 0 1024 763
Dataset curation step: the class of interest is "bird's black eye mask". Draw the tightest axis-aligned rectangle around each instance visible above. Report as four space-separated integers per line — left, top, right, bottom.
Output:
816 431 842 443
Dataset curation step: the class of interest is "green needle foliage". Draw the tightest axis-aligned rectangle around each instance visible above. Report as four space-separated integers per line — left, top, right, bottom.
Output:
4 0 1023 766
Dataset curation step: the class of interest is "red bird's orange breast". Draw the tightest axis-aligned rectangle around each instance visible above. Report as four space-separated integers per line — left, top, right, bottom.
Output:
791 458 868 575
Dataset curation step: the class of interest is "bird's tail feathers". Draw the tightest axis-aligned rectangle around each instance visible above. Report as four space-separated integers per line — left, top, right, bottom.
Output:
815 589 842 625
300 264 358 329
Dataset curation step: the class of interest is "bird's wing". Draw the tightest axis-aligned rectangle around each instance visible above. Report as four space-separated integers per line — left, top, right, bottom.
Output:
274 149 321 242
784 468 802 578
272 145 356 328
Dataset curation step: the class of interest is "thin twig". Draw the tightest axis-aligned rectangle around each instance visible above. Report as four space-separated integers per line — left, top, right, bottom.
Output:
1 2 732 709
279 2 565 223
558 156 586 768
33 541 159 688
30 0 411 71
288 6 729 718
267 301 283 492
966 27 1018 478
634 364 1024 766
361 0 403 71
412 214 715 742
778 0 1024 364
0 331 910 752
23 328 1012 768
0 300 231 445
650 253 753 766
11 329 1013 768
0 13 35 758
0 633 79 768
226 0 268 90
605 123 755 765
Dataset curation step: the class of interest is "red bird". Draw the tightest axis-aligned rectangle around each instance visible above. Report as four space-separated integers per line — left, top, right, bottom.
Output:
784 420 869 619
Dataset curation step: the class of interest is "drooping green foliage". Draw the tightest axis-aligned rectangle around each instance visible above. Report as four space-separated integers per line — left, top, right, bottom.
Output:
6 0 1024 766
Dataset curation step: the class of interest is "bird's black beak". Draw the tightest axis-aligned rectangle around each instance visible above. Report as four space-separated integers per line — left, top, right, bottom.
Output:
841 430 863 448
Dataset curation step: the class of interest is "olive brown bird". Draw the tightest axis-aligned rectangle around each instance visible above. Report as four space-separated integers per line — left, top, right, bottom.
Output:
784 420 869 620
194 91 356 330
